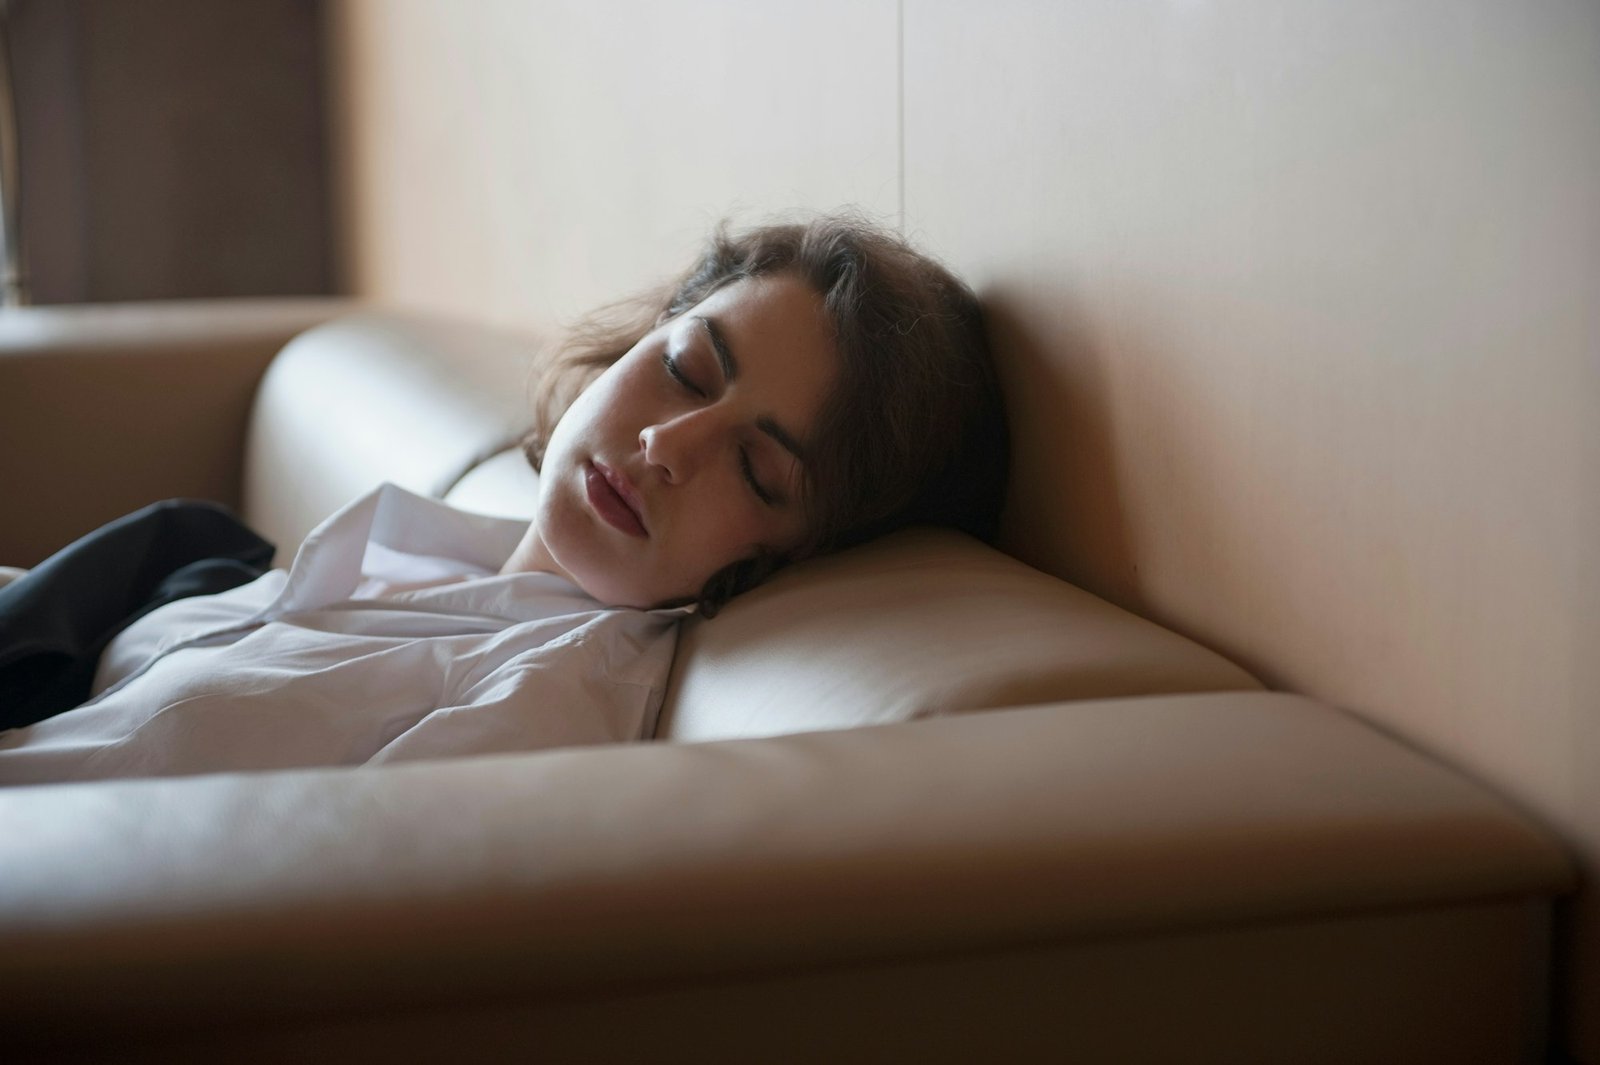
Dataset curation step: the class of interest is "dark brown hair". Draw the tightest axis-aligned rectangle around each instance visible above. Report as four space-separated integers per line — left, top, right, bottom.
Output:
525 211 1009 616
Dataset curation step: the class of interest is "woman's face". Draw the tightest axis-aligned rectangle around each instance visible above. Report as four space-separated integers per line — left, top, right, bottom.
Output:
508 273 840 608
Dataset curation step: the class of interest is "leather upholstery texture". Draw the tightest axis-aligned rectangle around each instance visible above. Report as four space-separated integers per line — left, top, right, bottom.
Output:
0 693 1573 1060
242 312 542 564
442 445 541 520
0 303 1577 1062
663 525 1262 740
0 298 349 566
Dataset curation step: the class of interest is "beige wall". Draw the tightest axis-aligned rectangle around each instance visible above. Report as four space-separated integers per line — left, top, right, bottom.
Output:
327 0 901 331
327 2 1600 1057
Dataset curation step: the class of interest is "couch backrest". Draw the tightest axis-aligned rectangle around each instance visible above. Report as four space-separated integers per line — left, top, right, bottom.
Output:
241 313 541 563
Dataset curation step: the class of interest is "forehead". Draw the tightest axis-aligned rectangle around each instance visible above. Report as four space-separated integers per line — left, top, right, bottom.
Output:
673 273 840 432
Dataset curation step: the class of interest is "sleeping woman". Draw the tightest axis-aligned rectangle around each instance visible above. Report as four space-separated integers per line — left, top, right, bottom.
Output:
0 213 1009 784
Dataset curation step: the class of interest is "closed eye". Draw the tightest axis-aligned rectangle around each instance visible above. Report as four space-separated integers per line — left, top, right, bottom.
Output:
661 352 706 397
664 351 774 505
740 447 776 506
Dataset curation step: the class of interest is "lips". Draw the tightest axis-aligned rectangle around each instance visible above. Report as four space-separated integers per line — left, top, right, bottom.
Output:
585 461 648 538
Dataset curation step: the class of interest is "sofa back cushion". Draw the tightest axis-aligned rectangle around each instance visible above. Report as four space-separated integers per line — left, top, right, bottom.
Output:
659 528 1261 741
442 446 542 520
242 314 538 564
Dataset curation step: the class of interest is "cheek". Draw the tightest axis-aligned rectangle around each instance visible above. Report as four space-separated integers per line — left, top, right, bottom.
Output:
665 492 774 573
549 385 617 452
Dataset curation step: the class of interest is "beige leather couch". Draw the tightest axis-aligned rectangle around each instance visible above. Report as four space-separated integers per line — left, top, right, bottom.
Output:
0 300 1576 1063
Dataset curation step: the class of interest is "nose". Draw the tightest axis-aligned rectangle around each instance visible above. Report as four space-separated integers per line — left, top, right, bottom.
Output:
639 409 718 485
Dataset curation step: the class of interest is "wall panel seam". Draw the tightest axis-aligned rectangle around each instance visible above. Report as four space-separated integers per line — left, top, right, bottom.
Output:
896 0 905 233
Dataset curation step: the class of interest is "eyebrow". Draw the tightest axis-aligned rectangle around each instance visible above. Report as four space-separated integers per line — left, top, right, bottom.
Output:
691 314 807 463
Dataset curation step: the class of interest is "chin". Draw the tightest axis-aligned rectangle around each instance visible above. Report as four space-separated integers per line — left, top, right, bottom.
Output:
565 565 655 610
585 570 699 611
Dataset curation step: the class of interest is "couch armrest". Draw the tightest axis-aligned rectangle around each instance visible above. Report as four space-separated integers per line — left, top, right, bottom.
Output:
0 298 353 566
0 692 1573 1055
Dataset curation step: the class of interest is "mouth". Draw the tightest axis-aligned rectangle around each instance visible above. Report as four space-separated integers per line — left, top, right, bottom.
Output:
585 460 649 538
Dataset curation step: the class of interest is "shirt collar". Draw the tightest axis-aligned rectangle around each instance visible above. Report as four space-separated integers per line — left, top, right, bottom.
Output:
260 483 530 617
255 483 693 623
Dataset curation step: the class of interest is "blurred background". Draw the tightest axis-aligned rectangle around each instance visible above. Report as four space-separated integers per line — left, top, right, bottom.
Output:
0 0 907 326
3 0 330 304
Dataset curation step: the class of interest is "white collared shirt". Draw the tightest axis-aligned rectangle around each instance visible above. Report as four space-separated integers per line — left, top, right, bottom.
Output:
0 484 685 785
